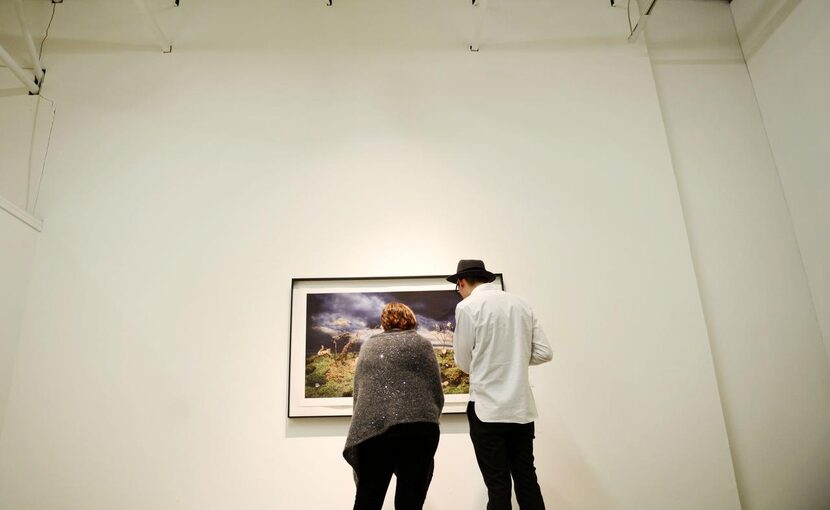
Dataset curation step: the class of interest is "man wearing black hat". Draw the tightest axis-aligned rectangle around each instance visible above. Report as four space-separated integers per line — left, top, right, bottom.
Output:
448 259 552 510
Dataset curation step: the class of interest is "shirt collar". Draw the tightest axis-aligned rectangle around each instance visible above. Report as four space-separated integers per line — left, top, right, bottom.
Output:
471 282 500 296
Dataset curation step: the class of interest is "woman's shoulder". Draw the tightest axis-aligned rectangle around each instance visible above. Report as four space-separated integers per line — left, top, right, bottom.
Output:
367 329 431 346
361 333 383 350
400 331 435 353
362 330 404 349
396 329 430 342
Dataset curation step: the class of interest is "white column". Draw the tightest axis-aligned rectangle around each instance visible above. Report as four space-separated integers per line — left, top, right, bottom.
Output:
646 1 830 508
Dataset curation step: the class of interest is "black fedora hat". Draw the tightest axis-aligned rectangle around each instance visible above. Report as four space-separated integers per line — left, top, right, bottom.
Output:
446 259 497 284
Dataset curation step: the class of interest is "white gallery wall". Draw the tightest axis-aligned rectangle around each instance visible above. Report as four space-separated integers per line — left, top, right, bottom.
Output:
0 95 35 209
0 0 738 508
0 0 824 508
731 0 830 361
0 212 37 437
0 1 44 464
647 1 830 508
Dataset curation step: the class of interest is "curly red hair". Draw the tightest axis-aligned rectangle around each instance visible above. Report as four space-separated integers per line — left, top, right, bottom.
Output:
381 302 418 331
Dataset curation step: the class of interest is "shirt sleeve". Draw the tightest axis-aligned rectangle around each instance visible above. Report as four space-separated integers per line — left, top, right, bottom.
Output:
529 312 553 366
453 306 475 374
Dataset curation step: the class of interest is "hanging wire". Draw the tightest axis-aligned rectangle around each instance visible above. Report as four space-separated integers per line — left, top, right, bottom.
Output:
32 2 59 213
38 2 58 60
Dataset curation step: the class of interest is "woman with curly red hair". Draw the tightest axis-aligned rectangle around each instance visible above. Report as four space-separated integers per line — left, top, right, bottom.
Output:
343 302 444 510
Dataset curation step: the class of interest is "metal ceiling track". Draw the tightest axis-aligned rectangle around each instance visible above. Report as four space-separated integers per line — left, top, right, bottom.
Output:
0 0 46 95
470 0 487 52
0 0 180 94
133 0 180 53
322 0 488 51
628 0 660 42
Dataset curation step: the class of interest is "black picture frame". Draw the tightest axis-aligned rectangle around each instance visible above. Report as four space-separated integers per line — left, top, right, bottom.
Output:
288 274 505 418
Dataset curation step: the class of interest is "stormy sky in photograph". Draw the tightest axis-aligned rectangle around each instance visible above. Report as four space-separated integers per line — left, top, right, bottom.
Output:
305 290 461 354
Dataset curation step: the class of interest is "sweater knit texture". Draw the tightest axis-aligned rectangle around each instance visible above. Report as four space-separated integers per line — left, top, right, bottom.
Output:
343 329 444 469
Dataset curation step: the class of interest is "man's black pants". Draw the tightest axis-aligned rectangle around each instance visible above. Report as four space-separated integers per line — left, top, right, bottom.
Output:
467 402 546 510
353 422 440 510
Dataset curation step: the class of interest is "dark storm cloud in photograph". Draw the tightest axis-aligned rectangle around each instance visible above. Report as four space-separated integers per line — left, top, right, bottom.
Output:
305 290 461 354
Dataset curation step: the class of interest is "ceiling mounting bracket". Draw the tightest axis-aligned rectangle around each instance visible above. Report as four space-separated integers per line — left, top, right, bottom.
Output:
628 0 659 42
132 0 176 52
470 0 488 52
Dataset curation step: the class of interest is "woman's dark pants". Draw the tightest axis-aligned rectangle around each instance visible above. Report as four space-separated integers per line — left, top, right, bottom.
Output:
353 422 440 510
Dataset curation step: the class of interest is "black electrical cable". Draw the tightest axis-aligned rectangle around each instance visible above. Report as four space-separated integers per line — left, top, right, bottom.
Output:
38 2 58 61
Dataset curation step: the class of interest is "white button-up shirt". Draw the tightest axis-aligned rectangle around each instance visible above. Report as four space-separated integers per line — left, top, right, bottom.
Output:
454 282 553 423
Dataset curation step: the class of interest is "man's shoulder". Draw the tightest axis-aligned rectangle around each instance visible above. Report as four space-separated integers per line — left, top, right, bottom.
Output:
477 289 534 313
458 288 504 311
504 291 531 308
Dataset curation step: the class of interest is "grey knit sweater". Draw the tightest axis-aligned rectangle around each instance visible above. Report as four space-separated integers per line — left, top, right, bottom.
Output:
343 329 444 469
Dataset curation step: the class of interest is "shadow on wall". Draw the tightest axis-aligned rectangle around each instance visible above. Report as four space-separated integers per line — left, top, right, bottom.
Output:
735 0 802 59
284 412 471 439
546 416 612 510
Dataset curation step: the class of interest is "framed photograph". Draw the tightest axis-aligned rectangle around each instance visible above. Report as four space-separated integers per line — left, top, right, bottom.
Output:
288 274 505 417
